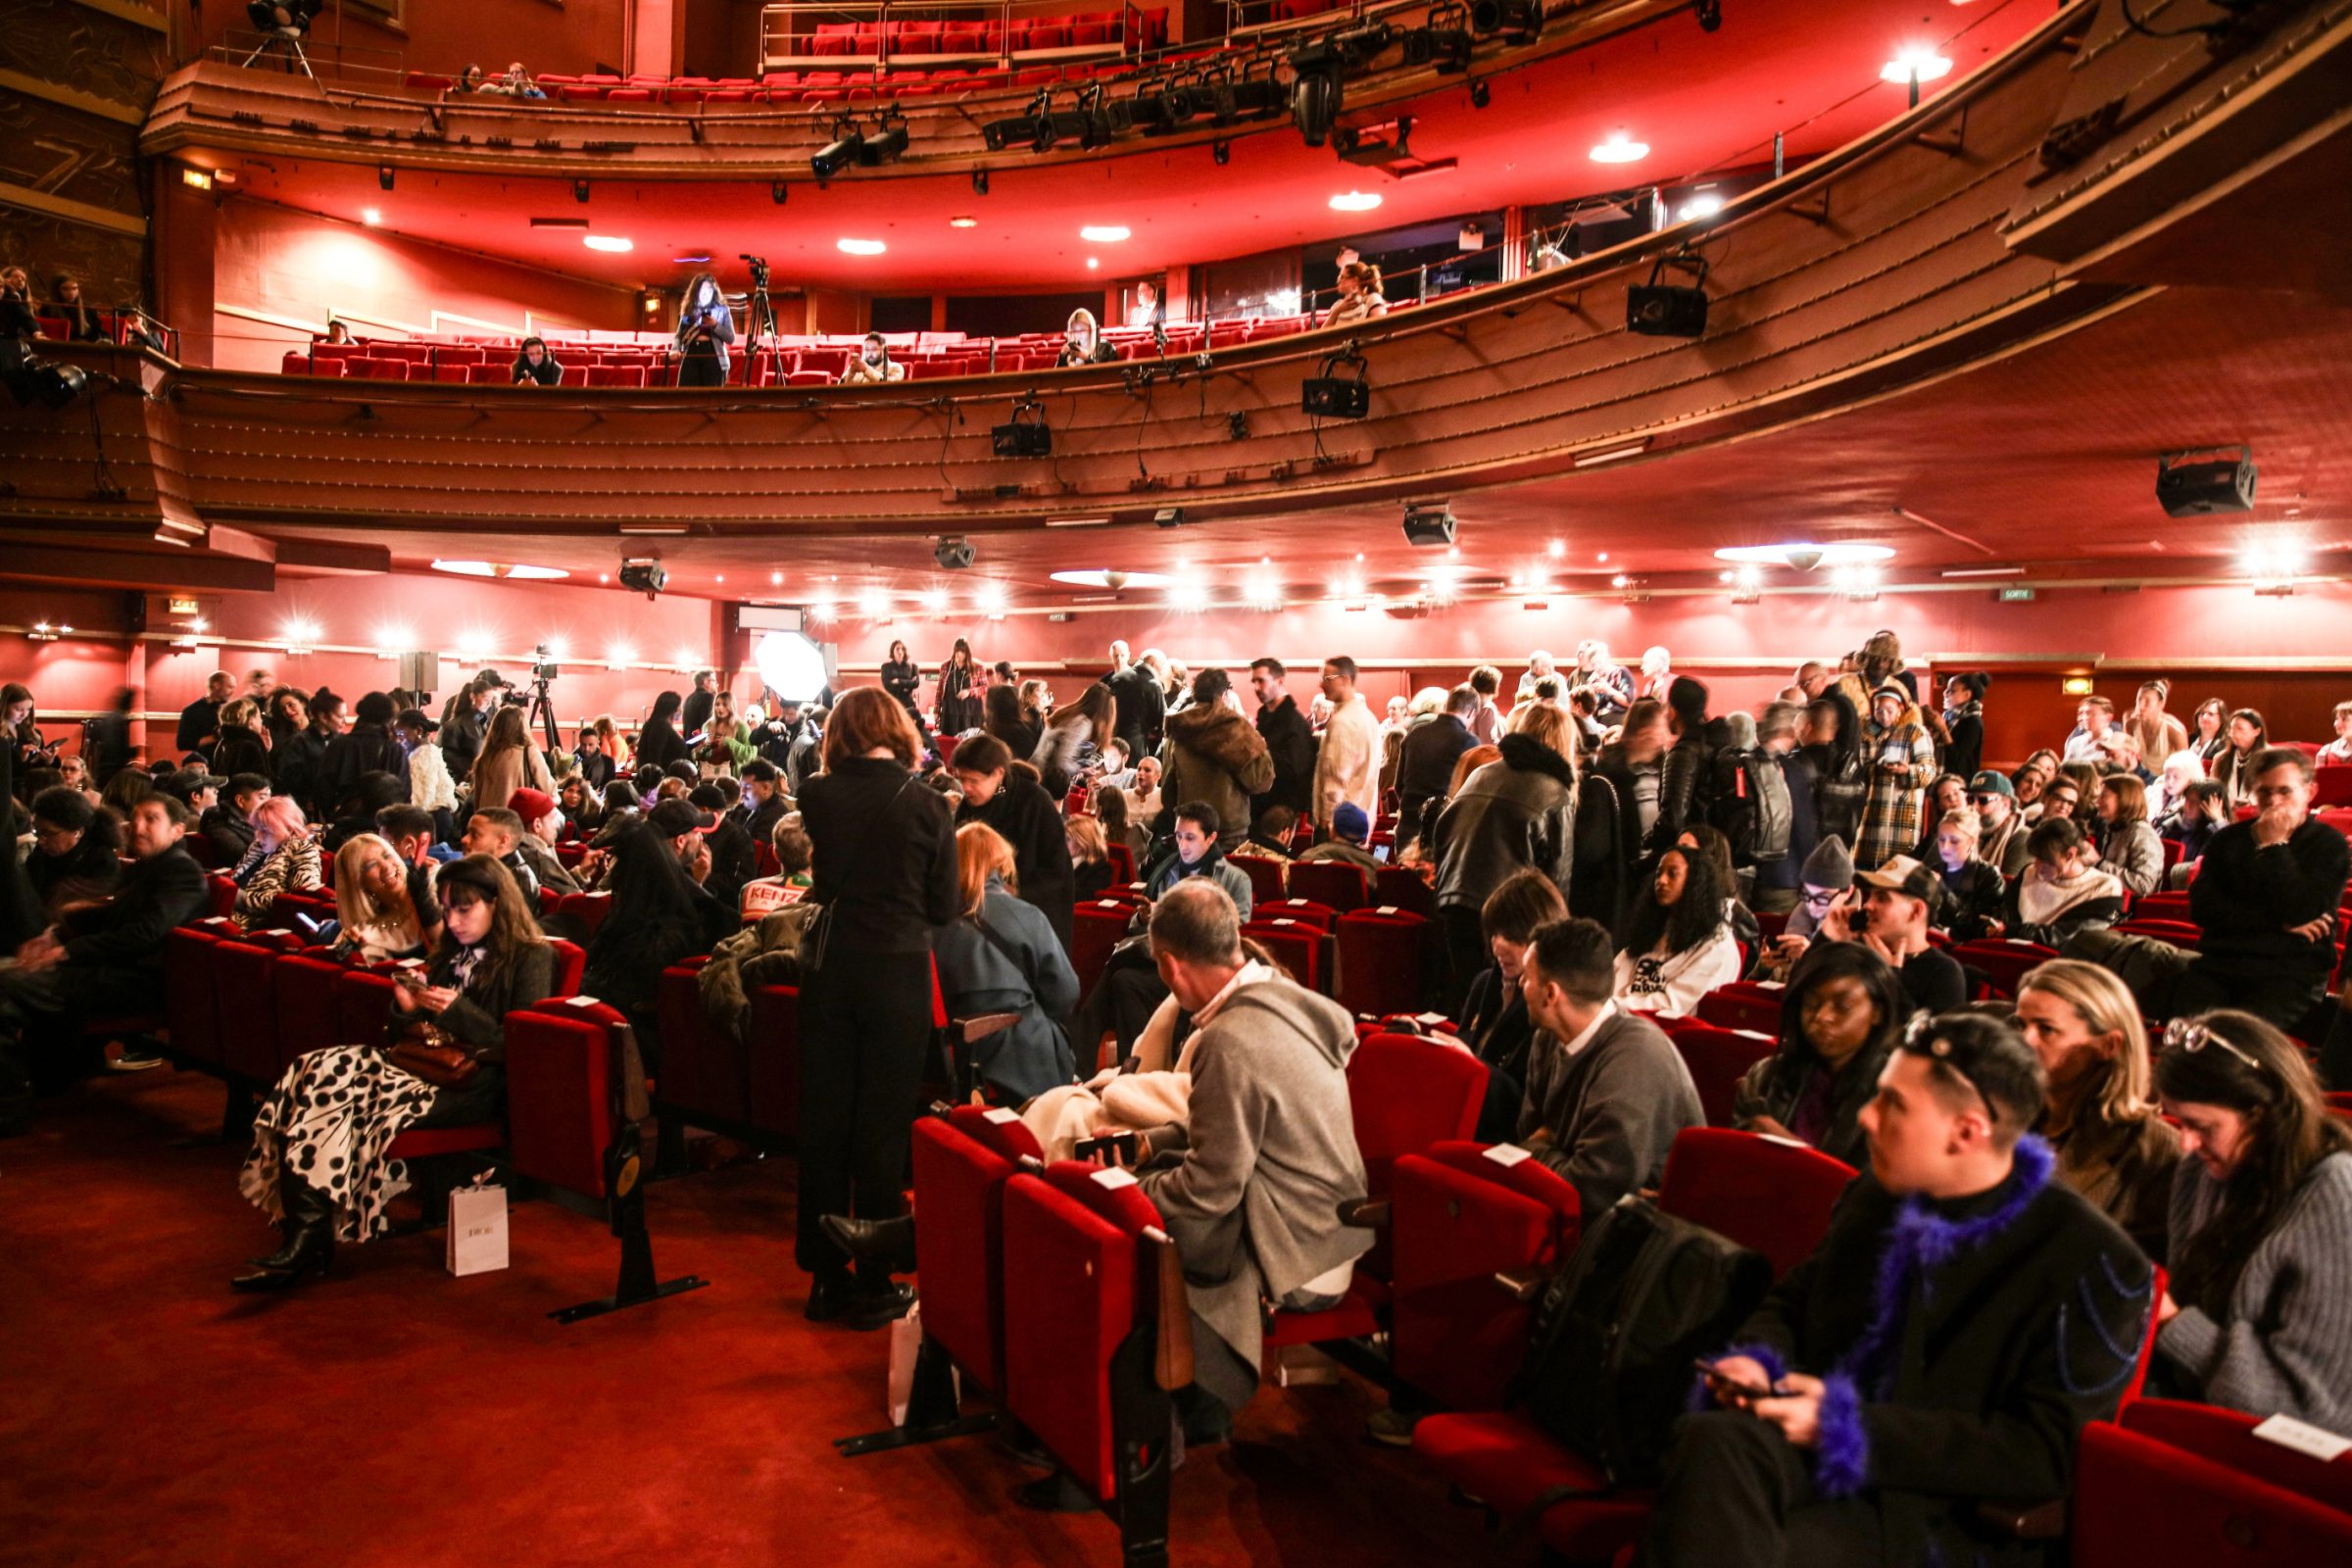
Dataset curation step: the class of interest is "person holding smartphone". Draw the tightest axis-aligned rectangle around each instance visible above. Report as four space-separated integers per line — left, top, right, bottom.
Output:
1654 1013 2153 1567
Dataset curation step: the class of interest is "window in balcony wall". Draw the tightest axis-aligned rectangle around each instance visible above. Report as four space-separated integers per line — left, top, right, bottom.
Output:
870 296 932 335
944 291 1108 339
1199 248 1298 322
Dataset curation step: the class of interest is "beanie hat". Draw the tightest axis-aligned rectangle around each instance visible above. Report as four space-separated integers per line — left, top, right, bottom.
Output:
1332 801 1371 844
1800 833 1854 890
507 787 556 825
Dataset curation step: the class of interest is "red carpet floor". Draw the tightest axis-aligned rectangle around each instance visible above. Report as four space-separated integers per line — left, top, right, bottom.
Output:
3 1068 1507 1568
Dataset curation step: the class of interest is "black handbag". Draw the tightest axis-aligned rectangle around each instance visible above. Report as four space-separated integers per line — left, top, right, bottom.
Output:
801 775 913 974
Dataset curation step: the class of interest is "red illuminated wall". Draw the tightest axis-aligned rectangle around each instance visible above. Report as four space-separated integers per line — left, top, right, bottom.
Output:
175 1 635 79
207 201 642 372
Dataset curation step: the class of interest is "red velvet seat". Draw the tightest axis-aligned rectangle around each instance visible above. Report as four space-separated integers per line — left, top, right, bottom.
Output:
1070 900 1134 1004
745 984 802 1142
555 890 612 938
1374 865 1438 919
1654 1127 1855 1279
1242 918 1328 994
1256 897 1337 932
1287 858 1368 912
212 939 294 1083
270 952 347 1071
2133 890 2192 921
165 921 236 1069
1228 852 1286 909
912 1106 1043 1395
1105 842 1137 885
1655 1018 1777 1129
655 957 748 1128
1953 938 2061 998
1693 980 1783 1034
1335 907 1430 1017
2075 1398 2352 1563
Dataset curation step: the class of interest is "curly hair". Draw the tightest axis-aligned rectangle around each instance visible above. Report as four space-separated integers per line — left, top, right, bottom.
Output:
1617 844 1726 958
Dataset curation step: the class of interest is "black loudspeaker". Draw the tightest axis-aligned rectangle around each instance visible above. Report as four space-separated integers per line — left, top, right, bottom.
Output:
2156 450 2256 516
1627 283 1708 337
993 405 1052 457
1301 376 1370 417
1401 506 1456 547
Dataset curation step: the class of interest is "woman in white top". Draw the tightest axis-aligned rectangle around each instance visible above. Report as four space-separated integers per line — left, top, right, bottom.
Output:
1613 843 1741 1016
398 708 458 815
1322 261 1389 328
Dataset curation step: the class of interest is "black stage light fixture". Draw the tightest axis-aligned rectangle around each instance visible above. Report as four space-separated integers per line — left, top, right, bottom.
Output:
993 399 1052 458
1210 69 1283 124
1212 138 1231 165
571 178 590 203
1153 507 1187 529
247 0 321 31
618 558 668 600
1470 0 1543 42
377 164 395 191
1694 0 1723 32
2156 447 2257 516
1626 252 1710 338
1288 42 1348 147
860 109 909 166
1301 345 1370 418
972 168 989 195
979 89 1057 153
934 535 976 569
1401 500 1457 548
812 118 863 179
770 180 788 204
6 359 93 411
1401 2 1473 73
1468 77 1491 108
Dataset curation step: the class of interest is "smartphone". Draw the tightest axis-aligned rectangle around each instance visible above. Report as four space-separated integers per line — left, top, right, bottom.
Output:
394 968 429 991
1074 1132 1139 1165
1694 1357 1776 1400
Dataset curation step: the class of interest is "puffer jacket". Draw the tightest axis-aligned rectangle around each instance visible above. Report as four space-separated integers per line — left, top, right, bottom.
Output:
1161 701 1274 851
1429 732 1576 913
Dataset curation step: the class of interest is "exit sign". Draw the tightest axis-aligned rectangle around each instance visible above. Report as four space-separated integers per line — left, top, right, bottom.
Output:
168 596 201 614
1998 587 2035 603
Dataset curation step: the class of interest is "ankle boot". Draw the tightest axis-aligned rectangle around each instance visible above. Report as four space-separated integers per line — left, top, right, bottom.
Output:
820 1212 918 1276
233 1173 336 1291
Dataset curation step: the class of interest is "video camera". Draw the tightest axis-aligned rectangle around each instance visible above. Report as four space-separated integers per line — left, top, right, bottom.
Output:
530 643 561 681
740 253 770 288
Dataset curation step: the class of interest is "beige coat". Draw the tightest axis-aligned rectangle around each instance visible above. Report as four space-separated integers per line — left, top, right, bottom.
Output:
1312 694 1380 827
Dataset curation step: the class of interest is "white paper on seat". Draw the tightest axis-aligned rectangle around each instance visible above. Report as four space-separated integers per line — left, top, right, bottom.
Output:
1483 1144 1533 1168
1091 1166 1139 1190
2253 1414 2352 1460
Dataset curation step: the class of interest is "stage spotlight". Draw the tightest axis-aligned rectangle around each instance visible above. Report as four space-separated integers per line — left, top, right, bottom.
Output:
1212 139 1231 165
377 164 394 191
812 120 863 179
1209 69 1283 124
972 168 989 195
247 0 321 31
1288 44 1348 147
571 178 590 203
934 535 976 569
1301 346 1370 418
617 558 668 600
1401 2 1473 71
1694 0 1722 31
2156 446 2258 516
770 180 789 205
1401 501 1457 548
993 399 1052 457
1626 252 1710 338
860 109 909 165
1153 507 1187 529
1468 77 1490 108
1469 0 1543 41
5 359 93 410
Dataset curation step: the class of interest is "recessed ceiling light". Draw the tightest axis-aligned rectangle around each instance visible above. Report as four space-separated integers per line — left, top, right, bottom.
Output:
1079 224 1131 242
837 237 886 256
1676 192 1724 221
1881 47 1953 84
583 235 633 253
430 560 570 580
1329 190 1383 212
1589 131 1647 165
1086 257 1100 270
1050 568 1171 589
361 207 382 225
948 216 979 228
1713 543 1895 569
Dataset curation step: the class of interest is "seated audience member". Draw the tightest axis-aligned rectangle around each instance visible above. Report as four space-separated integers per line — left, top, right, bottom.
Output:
1323 260 1390 327
511 335 563 386
2209 708 2269 812
2152 1010 2352 1434
1055 308 1118 367
2152 749 2204 821
1614 844 1741 1015
1295 801 1381 871
2013 960 2180 1258
1112 880 1370 1444
1677 822 1761 954
556 775 595 840
2318 700 2352 766
327 833 428 962
1244 804 1298 860
233 855 556 1290
1656 1012 2153 1568
838 331 904 384
734 758 789 849
934 822 1080 1104
2175 748 2349 1030
1145 802 1254 918
1818 856 1968 1012
1970 770 2034 880
202 772 269 870
1095 785 1150 865
233 796 323 927
0 795 208 1108
1456 870 1570 1142
498 61 545 98
1764 836 1854 975
740 822 814 919
1735 940 1910 1167
25 787 123 915
686 782 755 905
1927 810 2003 944
580 818 723 1068
2158 777 2229 873
1517 916 1705 1215
1907 772 1970 863
951 733 1075 954
1431 703 1577 996
2000 817 2125 950
1065 814 1114 904
2094 774 2165 898
1121 753 1163 824
460 808 542 905
505 788 582 896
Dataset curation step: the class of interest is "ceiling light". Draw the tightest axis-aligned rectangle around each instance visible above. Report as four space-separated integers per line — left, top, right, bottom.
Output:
673 647 698 668
1546 538 1565 560
1051 568 1170 589
430 560 570 580
975 582 1008 619
361 207 381 225
1676 192 1723 221
917 589 947 613
1086 258 1100 270
1713 543 1893 572
377 625 413 651
1590 131 1647 165
1881 47 1953 84
583 235 633 253
836 237 886 256
608 643 635 666
1329 190 1382 212
1167 576 1210 612
1079 224 1131 242
1243 569 1285 611
2242 542 2306 588
949 216 979 228
857 590 890 620
181 168 213 191
769 570 783 586
1940 566 2026 578
804 600 835 623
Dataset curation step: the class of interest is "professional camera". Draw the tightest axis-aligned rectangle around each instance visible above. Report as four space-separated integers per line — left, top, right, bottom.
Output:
740 253 770 287
531 643 561 681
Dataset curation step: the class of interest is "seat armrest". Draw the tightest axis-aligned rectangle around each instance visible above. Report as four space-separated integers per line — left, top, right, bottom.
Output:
1145 1228 1194 1392
1494 1268 1544 1302
1338 1196 1391 1229
956 1011 1021 1043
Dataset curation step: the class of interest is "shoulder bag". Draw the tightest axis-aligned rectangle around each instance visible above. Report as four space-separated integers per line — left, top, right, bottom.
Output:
387 1018 481 1088
800 774 914 974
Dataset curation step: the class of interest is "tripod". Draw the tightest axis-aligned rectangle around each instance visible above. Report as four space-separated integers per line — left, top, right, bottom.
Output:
740 257 777 372
521 676 561 758
241 29 319 83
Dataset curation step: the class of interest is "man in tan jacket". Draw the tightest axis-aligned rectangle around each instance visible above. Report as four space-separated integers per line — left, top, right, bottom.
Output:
1311 656 1381 833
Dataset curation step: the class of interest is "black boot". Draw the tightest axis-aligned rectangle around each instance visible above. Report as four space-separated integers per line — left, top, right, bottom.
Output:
233 1172 336 1291
821 1211 918 1276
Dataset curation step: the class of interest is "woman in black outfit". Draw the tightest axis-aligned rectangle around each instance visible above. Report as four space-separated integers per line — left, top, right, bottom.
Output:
211 698 272 781
796 688 958 1330
935 639 982 735
1455 870 1569 1142
1732 940 1909 1167
1940 671 1988 782
636 691 688 771
984 683 1039 760
511 335 564 386
582 818 727 1068
25 787 123 916
880 639 924 728
673 271 735 388
233 855 556 1290
949 733 1074 956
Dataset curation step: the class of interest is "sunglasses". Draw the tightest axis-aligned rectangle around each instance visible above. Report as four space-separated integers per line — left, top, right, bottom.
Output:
2163 1017 2268 1074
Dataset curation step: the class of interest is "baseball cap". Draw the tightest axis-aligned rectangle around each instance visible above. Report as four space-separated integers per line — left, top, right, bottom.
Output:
1332 802 1371 844
163 767 227 801
507 787 556 824
1857 854 1946 915
648 798 716 836
396 707 439 734
1967 770 2014 800
475 667 512 689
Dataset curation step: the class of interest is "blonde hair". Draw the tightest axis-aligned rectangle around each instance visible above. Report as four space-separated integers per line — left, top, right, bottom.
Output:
1505 700 1577 765
220 698 259 730
1064 814 1107 864
1936 808 1981 844
332 832 411 933
956 821 1018 915
2018 958 2158 1128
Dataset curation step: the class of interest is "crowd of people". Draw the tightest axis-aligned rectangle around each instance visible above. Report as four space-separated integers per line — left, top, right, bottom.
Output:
7 625 2351 1555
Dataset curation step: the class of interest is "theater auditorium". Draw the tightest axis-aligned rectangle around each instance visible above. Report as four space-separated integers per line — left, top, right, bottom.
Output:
6 0 2352 1562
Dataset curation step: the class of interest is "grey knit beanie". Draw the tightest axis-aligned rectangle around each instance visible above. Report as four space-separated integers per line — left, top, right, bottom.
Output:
1800 833 1854 889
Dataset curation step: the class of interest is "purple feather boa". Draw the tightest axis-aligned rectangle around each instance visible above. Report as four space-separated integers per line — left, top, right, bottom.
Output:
1813 1374 1869 1496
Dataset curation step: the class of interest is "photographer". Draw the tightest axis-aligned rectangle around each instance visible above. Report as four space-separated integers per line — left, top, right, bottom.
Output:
510 335 563 386
673 271 735 388
838 332 903 385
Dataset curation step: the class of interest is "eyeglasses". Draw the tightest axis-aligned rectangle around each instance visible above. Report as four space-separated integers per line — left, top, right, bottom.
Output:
1800 889 1839 906
2163 1017 2268 1074
1968 794 2001 808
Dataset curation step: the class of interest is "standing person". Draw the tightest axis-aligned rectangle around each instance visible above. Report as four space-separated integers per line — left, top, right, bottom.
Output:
1569 641 1635 725
1396 685 1478 852
1463 664 1504 745
1248 659 1315 828
210 698 272 782
1431 703 1577 1002
1310 657 1379 835
1031 681 1114 801
1939 672 1988 783
324 691 406 807
272 688 345 820
2125 679 2189 770
1804 691 1868 852
983 684 1039 760
1104 640 1165 760
1855 683 1934 872
879 639 924 728
673 272 735 388
437 679 498 784
581 818 724 1071
2013 961 2180 1258
467 705 553 820
795 688 957 1329
1159 670 1274 853
950 734 1075 955
679 671 719 745
1648 676 1715 853
936 639 983 736
2152 1010 2352 1433
175 671 235 758
1751 702 1820 917
635 691 688 771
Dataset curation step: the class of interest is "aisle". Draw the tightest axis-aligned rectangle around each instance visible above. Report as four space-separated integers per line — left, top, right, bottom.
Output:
1 1067 1497 1568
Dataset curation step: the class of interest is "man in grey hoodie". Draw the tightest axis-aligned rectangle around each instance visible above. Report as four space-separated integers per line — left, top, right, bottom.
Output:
1121 880 1372 1441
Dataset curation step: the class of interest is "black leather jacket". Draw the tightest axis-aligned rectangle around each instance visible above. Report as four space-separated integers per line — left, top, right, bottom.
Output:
1429 733 1576 914
1650 732 1713 853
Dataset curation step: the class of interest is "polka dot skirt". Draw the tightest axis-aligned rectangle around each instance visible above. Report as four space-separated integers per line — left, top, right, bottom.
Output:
239 1046 440 1243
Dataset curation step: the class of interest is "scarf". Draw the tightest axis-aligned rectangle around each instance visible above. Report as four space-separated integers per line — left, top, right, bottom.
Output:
2015 862 2122 926
1942 698 1982 730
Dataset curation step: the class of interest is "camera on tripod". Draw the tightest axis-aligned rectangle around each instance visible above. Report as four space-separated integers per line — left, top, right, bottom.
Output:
530 643 561 682
740 253 770 287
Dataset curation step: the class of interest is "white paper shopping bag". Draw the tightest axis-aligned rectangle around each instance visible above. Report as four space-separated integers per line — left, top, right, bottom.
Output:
446 1180 510 1277
887 1302 925 1425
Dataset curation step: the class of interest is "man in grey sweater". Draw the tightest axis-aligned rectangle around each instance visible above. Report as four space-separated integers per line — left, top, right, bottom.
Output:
1514 916 1705 1218
1122 881 1372 1441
